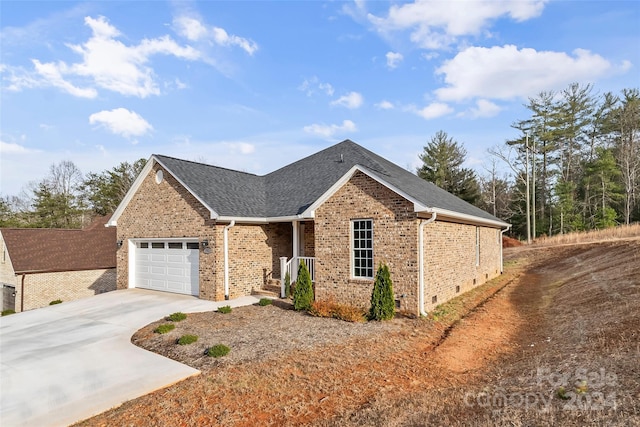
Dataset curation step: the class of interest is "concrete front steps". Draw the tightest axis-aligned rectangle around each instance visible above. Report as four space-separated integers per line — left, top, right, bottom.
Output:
252 282 281 298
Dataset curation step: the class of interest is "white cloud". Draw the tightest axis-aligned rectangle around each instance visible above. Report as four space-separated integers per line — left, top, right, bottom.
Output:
89 108 153 139
32 59 97 98
173 15 258 55
375 100 395 110
386 51 403 69
331 91 364 109
368 0 547 50
435 45 616 101
0 140 40 154
299 76 334 97
468 99 502 118
408 102 453 119
303 120 357 138
7 15 201 98
225 142 256 155
173 16 208 41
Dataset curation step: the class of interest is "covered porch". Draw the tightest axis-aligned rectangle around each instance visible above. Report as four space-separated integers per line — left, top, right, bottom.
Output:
276 220 315 297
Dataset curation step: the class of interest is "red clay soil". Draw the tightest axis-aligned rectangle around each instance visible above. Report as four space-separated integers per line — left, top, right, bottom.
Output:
502 235 523 247
79 238 640 426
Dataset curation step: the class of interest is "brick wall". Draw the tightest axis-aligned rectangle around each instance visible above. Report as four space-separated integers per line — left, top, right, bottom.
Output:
314 170 503 316
14 269 116 312
116 163 219 299
302 221 315 257
117 163 293 301
314 171 419 312
421 221 502 313
225 223 291 299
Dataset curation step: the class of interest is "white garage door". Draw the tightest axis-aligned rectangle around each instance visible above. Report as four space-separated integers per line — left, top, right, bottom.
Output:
135 241 199 296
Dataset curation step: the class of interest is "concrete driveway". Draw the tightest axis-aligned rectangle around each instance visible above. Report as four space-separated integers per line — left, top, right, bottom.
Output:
0 289 261 427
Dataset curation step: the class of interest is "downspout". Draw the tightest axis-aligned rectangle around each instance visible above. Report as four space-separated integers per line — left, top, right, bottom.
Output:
223 220 236 300
20 274 26 313
418 212 437 317
500 224 512 273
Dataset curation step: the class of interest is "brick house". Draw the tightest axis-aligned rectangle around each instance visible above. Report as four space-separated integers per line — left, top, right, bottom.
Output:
107 140 509 315
0 217 117 312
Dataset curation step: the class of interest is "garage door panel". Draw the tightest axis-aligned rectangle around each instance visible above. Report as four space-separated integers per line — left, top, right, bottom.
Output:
167 254 185 263
135 241 199 296
167 267 184 277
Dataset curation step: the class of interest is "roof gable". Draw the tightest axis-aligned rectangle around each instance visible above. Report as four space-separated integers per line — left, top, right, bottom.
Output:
109 140 507 227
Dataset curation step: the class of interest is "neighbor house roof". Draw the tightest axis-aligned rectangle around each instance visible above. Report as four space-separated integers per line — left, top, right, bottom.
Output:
1 216 116 274
110 140 508 228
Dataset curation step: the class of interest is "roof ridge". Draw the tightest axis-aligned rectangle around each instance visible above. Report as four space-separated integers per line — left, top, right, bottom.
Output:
154 154 261 177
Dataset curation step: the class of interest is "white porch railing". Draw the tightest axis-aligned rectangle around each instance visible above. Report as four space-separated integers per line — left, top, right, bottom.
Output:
279 256 315 298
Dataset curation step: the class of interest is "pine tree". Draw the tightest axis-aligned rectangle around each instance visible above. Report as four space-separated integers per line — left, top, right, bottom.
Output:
368 263 395 321
293 261 313 311
417 131 480 204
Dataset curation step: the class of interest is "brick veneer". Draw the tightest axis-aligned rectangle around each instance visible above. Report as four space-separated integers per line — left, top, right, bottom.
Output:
314 171 502 315
13 269 116 312
117 164 502 310
314 171 419 312
116 163 291 301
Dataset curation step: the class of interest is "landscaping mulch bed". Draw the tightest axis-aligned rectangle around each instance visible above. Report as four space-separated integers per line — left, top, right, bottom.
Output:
133 300 407 371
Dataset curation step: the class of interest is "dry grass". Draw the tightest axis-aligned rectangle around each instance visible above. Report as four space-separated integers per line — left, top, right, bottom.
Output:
531 223 640 247
78 238 640 426
308 298 367 322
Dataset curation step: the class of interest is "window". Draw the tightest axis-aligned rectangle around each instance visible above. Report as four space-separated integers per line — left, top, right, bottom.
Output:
151 242 164 249
352 219 373 278
168 242 183 249
139 242 149 249
186 242 199 250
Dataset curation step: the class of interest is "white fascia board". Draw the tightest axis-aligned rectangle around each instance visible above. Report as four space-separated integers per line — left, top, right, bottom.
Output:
216 215 309 224
418 206 509 229
300 165 428 218
106 155 218 227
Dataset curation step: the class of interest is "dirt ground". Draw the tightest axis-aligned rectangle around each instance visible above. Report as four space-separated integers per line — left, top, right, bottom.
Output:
79 238 640 426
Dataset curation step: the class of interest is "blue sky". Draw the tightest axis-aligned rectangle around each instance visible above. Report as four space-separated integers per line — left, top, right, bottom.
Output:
1 0 638 196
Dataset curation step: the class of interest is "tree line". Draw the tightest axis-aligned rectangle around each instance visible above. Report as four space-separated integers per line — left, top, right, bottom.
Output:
417 83 640 240
2 82 638 240
0 159 146 228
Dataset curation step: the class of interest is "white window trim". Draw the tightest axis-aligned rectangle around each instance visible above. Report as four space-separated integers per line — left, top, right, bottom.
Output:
351 219 374 279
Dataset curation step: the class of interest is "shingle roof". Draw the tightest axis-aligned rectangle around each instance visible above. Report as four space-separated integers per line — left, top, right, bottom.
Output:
154 156 266 217
1 216 116 274
153 140 505 224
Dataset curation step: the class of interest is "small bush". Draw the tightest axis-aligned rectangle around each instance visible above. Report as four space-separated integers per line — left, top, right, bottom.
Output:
217 305 232 314
258 298 272 306
154 324 176 334
207 344 231 358
309 298 366 323
309 299 335 318
1 309 16 316
368 263 395 321
284 270 291 298
293 261 314 311
177 334 198 345
49 299 62 305
166 312 187 322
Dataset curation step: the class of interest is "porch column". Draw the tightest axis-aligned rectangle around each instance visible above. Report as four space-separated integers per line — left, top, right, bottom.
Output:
292 221 299 282
292 221 299 258
279 257 287 298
